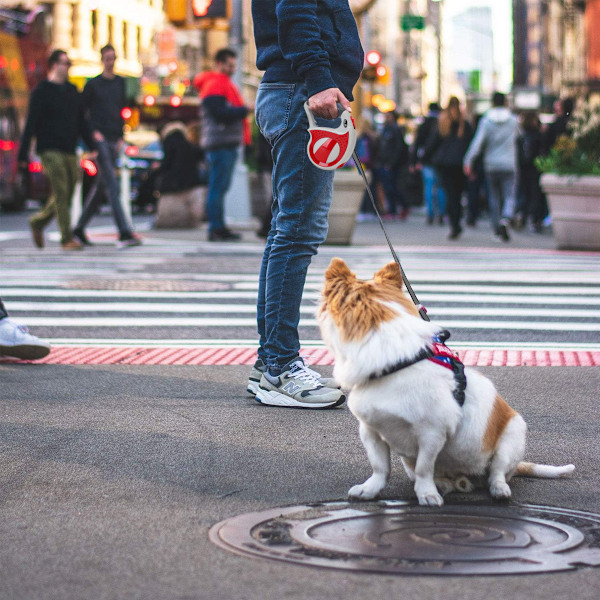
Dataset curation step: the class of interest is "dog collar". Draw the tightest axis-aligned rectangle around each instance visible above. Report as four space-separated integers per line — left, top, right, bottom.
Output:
367 330 467 406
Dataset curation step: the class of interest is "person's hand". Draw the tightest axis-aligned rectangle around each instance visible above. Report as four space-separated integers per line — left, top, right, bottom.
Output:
464 164 473 179
93 131 104 142
116 138 125 152
87 151 98 160
308 88 350 120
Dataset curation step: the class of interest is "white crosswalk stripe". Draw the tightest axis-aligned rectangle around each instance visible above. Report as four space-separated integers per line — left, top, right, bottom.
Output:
1 242 599 348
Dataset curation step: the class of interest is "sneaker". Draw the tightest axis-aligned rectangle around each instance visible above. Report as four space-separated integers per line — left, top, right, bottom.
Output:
247 357 340 396
208 228 241 241
255 358 346 408
30 223 44 249
61 239 83 251
117 234 143 248
0 318 51 360
72 228 94 246
498 221 510 242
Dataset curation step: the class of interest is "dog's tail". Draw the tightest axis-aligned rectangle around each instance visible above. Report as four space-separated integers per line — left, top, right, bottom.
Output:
515 461 575 478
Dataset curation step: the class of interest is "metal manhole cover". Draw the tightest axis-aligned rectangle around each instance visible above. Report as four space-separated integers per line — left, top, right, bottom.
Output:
209 501 600 575
64 280 230 291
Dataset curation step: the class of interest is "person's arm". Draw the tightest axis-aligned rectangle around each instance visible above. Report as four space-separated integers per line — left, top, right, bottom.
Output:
17 86 42 164
463 118 487 171
77 89 98 152
202 96 248 124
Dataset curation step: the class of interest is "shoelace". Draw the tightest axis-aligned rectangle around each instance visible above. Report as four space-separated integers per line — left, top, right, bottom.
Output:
289 364 322 386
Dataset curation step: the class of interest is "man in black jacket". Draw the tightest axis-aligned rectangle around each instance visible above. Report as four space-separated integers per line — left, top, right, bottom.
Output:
74 44 142 248
19 50 96 250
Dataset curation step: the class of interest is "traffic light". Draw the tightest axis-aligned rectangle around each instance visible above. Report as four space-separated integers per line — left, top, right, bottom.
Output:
192 0 229 19
362 50 381 81
376 65 390 85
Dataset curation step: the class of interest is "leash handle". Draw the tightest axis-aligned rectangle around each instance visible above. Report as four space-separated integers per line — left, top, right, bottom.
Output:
351 150 429 322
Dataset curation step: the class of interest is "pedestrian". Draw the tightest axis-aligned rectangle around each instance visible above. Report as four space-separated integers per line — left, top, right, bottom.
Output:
516 111 545 232
193 48 252 241
464 91 520 242
542 97 574 155
248 0 363 408
0 297 50 360
425 96 473 239
411 102 446 225
154 122 206 228
465 114 487 227
73 44 142 248
18 49 97 251
377 111 410 220
356 119 381 221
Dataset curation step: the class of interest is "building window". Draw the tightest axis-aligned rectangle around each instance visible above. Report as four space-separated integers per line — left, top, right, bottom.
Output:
71 4 78 48
108 15 114 45
91 10 98 50
123 22 128 59
136 26 142 59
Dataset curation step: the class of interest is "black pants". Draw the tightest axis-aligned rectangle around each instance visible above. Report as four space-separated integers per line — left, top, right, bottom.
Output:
0 297 8 319
519 166 544 224
437 166 466 233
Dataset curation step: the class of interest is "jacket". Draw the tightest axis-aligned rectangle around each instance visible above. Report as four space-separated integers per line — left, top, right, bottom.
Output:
463 107 520 173
411 113 439 166
157 123 204 194
18 80 96 162
193 71 250 150
252 0 364 100
424 119 473 169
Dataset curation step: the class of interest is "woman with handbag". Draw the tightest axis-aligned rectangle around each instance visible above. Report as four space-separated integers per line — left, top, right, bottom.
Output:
424 97 473 239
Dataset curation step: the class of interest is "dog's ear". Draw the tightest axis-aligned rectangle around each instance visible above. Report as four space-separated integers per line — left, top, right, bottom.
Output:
325 258 356 282
373 262 403 287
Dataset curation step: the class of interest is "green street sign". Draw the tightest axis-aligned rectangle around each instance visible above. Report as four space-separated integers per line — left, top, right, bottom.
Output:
401 14 425 32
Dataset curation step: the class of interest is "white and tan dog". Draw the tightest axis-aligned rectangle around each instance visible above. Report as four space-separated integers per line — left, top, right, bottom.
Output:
318 258 574 506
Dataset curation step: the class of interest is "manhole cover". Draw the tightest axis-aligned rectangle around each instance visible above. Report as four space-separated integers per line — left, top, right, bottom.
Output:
209 501 600 575
64 280 230 292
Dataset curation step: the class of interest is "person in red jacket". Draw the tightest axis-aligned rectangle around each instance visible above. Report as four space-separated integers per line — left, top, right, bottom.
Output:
193 49 252 241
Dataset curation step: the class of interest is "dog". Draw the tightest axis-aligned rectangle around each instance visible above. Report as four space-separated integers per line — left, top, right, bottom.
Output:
318 258 575 506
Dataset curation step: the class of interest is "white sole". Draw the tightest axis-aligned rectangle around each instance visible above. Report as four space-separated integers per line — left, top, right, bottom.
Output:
254 386 345 409
246 379 259 395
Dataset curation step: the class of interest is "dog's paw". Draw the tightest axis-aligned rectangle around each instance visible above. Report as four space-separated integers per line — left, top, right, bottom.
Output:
348 484 378 501
490 480 512 499
418 491 444 507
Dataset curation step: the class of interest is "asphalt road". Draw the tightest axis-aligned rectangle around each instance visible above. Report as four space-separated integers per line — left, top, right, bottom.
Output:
1 208 599 599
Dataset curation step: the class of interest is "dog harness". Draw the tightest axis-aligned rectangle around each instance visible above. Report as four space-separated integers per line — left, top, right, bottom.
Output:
367 330 467 406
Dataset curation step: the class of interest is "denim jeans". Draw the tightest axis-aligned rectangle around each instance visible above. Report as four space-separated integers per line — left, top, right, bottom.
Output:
76 140 131 237
421 165 446 218
486 170 516 232
255 82 334 374
206 147 238 233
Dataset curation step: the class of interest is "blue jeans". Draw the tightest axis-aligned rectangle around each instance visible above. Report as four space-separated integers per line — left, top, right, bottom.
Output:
486 170 516 232
206 147 238 232
421 165 446 218
76 140 131 236
255 82 334 374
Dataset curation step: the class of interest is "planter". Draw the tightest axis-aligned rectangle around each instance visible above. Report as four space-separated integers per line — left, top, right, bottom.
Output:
325 168 364 245
540 173 600 250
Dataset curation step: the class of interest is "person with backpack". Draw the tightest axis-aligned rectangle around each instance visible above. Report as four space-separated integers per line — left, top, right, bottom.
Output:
516 111 545 233
425 96 473 239
411 102 446 225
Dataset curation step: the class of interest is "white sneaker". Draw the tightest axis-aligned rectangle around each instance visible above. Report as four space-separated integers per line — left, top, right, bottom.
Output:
246 357 340 396
0 318 51 360
255 358 345 409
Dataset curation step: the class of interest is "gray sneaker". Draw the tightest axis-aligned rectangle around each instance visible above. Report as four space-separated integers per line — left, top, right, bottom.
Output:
247 357 340 396
254 359 345 408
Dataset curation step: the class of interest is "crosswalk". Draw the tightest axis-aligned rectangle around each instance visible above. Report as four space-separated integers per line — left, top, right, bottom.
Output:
1 236 599 365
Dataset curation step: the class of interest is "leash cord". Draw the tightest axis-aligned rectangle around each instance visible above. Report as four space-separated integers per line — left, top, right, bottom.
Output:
351 151 429 322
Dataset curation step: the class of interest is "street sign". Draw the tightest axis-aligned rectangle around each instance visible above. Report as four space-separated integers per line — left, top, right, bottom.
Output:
401 14 425 32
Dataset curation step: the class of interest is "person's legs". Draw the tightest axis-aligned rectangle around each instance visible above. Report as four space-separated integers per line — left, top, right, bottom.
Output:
500 171 517 222
0 297 50 360
34 151 76 244
206 147 238 234
95 140 131 237
255 82 334 374
421 166 435 220
438 167 461 235
486 171 502 233
74 167 104 233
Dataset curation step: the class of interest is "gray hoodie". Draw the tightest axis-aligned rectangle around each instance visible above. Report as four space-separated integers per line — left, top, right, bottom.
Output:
463 107 520 172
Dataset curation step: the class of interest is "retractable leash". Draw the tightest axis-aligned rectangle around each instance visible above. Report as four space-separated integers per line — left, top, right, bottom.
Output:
304 102 430 322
